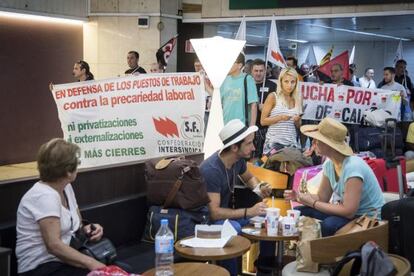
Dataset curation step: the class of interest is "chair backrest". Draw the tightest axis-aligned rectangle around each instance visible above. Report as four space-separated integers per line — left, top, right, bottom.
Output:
247 163 290 215
309 221 389 264
247 163 288 189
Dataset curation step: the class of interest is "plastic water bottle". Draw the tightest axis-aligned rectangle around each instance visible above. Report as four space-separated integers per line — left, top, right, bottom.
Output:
155 219 174 276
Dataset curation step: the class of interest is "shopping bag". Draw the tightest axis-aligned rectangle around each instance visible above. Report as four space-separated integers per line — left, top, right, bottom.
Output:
335 211 378 235
296 217 321 272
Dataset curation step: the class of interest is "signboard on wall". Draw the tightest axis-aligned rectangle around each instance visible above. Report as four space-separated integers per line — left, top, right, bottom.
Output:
229 0 409 9
51 73 205 168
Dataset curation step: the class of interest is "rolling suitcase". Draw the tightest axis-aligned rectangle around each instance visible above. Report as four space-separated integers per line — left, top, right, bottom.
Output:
381 120 414 271
365 157 407 193
382 197 414 271
354 118 404 158
363 118 407 193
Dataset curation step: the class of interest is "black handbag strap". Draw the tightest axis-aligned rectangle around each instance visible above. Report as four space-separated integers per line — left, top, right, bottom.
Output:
244 74 249 126
163 165 191 208
331 251 362 276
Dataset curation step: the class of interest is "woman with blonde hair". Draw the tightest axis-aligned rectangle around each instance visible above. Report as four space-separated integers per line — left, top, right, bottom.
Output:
261 67 302 155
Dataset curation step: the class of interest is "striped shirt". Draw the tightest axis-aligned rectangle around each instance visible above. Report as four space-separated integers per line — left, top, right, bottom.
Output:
264 93 299 153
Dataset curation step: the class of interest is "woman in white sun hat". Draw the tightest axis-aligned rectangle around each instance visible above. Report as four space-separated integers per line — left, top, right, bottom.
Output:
284 117 384 236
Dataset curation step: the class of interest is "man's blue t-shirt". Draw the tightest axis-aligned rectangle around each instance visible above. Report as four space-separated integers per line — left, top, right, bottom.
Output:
323 156 385 217
200 152 247 208
220 73 258 125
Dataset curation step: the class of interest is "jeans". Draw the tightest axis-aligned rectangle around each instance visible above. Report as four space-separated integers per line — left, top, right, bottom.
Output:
213 219 274 276
296 206 352 237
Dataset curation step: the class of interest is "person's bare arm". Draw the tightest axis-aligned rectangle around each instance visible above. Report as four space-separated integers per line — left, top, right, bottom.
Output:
249 103 257 126
76 209 103 242
284 174 332 203
316 175 334 203
208 193 267 221
292 115 301 128
240 170 272 198
38 217 105 271
299 177 363 219
260 94 290 126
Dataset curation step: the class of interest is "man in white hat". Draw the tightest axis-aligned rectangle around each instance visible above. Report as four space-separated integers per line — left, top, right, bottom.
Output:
200 119 272 275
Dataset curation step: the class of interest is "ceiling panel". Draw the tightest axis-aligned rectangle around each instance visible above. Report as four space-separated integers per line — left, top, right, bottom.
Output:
211 14 414 46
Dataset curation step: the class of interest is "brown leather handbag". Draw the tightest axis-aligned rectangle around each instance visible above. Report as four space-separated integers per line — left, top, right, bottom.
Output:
335 210 379 235
145 157 210 210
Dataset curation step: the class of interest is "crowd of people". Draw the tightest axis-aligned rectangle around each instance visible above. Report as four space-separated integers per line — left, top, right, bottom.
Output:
218 53 414 160
49 50 414 161
20 49 412 276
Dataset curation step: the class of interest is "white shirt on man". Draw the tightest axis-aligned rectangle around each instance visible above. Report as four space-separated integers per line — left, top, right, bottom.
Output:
380 81 407 98
359 76 376 89
15 182 80 273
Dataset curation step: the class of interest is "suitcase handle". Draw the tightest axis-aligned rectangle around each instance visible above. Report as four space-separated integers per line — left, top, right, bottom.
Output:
383 118 397 160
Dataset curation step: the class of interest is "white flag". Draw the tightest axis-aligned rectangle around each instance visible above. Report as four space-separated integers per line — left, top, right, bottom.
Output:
235 16 246 41
266 17 286 68
349 45 355 64
305 45 317 66
394 40 403 64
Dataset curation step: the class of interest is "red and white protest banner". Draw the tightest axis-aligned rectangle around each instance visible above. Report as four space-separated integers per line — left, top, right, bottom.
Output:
300 82 401 124
52 73 205 168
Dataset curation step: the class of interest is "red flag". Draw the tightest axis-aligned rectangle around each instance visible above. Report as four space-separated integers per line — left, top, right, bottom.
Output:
318 51 350 80
156 35 178 69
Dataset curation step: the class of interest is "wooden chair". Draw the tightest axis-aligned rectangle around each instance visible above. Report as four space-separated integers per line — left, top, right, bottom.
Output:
282 221 390 276
282 252 410 276
338 254 411 276
309 221 389 264
247 163 290 215
247 163 289 189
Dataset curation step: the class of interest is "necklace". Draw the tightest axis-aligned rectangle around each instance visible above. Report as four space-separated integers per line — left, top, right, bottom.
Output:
225 168 236 209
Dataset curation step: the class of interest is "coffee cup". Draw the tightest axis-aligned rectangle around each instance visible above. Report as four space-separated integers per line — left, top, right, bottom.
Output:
287 210 301 224
265 207 280 218
266 215 278 236
282 216 296 236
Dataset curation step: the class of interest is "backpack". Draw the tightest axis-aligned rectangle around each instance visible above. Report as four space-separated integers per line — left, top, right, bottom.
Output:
331 241 397 276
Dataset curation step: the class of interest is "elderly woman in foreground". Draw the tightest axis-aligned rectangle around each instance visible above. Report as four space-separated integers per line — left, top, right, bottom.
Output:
16 138 105 276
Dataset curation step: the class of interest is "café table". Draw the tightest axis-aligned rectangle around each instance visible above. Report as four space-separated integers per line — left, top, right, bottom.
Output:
174 235 251 264
241 227 299 276
142 262 230 276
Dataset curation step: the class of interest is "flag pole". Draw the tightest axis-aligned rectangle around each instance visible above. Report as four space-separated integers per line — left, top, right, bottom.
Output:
262 16 273 104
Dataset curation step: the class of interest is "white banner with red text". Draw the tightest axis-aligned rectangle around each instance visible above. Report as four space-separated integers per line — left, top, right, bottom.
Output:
52 73 205 168
300 82 402 124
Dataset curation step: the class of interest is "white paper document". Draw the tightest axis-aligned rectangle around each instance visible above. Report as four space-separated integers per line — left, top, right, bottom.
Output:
249 216 266 224
180 236 233 248
179 219 237 248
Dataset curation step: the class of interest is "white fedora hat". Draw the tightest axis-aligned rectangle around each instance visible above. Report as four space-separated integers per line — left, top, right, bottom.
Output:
219 119 258 153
